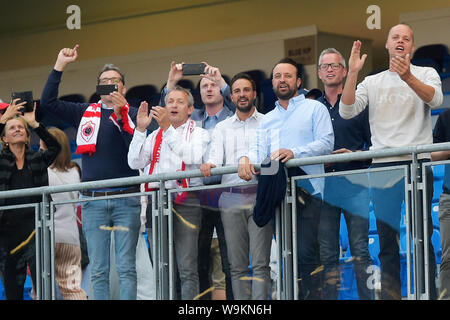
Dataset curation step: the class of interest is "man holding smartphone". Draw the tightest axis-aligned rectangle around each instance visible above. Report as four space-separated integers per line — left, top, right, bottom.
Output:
160 61 235 299
40 45 141 300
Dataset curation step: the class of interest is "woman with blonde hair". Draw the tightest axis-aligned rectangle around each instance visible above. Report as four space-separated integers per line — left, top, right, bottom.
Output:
40 127 87 299
0 99 61 300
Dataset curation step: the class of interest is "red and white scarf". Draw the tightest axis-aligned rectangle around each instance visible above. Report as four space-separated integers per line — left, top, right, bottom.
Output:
76 102 135 155
144 118 195 202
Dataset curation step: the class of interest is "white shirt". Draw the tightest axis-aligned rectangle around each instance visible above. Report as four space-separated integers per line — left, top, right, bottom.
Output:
339 64 443 162
207 108 264 185
128 119 210 190
48 167 80 246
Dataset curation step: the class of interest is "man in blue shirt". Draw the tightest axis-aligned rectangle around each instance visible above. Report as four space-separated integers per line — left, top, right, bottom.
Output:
238 58 334 299
316 48 373 300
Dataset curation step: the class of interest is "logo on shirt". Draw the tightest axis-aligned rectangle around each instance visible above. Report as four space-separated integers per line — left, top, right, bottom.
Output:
80 121 96 142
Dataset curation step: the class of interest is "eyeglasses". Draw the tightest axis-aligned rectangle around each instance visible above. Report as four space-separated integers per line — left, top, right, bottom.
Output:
318 63 343 71
98 77 122 84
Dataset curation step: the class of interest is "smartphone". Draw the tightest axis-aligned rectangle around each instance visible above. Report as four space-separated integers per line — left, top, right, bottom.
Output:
11 91 34 113
182 63 206 76
96 84 118 95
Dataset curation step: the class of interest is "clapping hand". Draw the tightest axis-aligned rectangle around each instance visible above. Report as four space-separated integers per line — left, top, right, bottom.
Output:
348 41 367 73
136 101 153 132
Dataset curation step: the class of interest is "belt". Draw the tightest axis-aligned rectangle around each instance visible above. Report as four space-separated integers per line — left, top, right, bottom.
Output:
81 186 140 197
228 186 257 194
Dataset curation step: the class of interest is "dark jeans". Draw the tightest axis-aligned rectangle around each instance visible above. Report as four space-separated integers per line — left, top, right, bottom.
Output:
0 212 36 300
197 190 233 300
319 175 374 300
296 192 322 300
371 160 437 300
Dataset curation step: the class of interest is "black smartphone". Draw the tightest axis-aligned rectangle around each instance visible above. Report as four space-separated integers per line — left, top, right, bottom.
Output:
96 84 118 95
11 91 34 113
182 63 206 76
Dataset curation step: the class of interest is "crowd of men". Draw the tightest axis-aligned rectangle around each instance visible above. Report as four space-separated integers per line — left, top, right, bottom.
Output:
1 23 447 300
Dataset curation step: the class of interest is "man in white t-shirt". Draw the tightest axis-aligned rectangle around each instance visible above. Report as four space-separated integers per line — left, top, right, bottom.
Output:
340 23 443 300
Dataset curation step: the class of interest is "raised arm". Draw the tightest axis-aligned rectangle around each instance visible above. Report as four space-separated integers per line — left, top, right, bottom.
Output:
40 45 87 126
341 40 367 106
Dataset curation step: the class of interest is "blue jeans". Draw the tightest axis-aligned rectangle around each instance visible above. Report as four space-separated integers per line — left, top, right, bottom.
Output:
82 196 141 300
319 175 373 300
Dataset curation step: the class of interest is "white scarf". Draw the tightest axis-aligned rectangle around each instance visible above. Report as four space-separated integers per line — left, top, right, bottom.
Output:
76 102 135 155
144 118 195 192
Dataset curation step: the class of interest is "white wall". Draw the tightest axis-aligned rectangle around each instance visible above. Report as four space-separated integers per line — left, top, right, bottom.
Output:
400 7 450 49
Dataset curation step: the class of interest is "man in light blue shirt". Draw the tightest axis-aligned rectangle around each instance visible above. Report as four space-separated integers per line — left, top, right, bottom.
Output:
238 58 334 299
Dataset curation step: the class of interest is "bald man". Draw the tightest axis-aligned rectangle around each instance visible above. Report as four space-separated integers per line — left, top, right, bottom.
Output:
340 24 443 299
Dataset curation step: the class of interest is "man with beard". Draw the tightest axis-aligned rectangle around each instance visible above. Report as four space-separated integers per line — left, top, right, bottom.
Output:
238 58 334 299
340 24 443 299
316 48 373 300
200 73 272 299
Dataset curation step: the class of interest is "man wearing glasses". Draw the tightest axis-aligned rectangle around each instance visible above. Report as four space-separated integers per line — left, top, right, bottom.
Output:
40 45 141 300
316 48 373 300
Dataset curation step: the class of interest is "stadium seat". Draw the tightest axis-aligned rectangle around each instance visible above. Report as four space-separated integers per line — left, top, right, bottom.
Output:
89 92 100 103
60 93 86 103
340 213 349 255
442 76 450 93
368 234 380 266
260 79 277 114
369 211 377 234
125 84 158 108
432 229 442 264
412 44 449 73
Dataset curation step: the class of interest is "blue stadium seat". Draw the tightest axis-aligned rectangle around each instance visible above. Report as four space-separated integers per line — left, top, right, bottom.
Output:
431 204 440 230
369 211 377 234
368 234 380 266
412 44 449 73
340 213 349 255
442 76 450 93
432 229 442 265
125 84 158 108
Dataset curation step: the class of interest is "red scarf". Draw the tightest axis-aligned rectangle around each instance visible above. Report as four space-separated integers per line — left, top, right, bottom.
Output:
144 119 195 204
76 102 135 155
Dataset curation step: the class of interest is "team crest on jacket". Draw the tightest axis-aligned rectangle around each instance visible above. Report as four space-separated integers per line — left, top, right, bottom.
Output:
80 121 96 142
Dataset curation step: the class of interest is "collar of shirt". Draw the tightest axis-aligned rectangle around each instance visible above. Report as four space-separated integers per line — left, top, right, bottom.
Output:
275 94 305 112
203 107 225 130
318 93 342 110
230 108 260 123
99 101 114 110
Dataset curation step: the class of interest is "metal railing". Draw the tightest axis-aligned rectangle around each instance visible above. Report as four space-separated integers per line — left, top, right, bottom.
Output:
2 141 450 300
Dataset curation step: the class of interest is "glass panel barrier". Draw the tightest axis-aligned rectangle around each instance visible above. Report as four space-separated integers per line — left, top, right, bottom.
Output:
291 165 410 300
424 161 450 300
167 182 279 300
